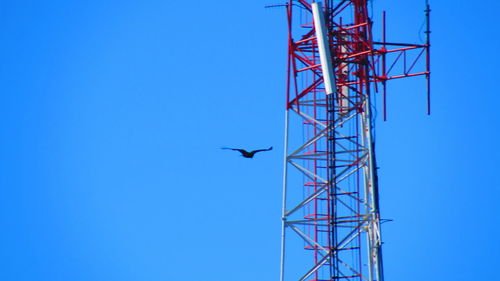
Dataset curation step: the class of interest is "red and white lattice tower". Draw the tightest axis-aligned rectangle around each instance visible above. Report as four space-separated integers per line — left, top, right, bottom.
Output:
279 1 430 281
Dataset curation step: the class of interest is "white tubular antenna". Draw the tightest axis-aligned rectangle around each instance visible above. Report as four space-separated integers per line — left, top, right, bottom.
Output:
312 2 336 95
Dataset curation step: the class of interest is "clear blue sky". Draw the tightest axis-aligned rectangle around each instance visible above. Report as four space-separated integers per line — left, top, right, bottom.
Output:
0 1 498 280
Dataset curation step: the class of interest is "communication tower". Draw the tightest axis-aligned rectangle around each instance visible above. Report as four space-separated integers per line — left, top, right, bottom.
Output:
279 1 430 280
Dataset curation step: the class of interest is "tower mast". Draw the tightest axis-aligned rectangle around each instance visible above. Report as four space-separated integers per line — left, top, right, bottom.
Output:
280 1 430 280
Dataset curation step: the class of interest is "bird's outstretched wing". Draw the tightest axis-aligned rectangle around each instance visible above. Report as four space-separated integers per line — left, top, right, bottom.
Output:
221 147 249 154
250 146 273 154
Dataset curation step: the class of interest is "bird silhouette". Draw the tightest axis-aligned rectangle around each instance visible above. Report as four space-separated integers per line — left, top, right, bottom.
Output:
222 146 273 158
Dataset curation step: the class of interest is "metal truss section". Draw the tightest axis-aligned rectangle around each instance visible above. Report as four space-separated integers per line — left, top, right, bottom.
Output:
280 1 430 281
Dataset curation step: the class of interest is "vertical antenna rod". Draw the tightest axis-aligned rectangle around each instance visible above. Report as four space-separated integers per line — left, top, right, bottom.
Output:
425 0 432 115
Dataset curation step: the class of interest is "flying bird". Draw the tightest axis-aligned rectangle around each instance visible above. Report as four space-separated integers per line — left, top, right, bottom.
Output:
222 146 273 158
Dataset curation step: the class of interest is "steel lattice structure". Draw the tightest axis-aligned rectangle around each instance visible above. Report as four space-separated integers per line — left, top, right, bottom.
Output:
279 1 430 281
